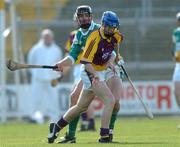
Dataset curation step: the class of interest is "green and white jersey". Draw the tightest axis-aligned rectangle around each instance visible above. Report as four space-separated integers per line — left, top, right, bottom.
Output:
68 22 100 64
172 27 180 51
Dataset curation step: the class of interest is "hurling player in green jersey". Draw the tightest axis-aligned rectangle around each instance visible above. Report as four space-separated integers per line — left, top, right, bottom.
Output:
49 5 100 143
172 12 180 129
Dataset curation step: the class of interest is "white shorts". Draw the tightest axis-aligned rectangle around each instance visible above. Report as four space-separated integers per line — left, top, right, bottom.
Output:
73 64 83 83
105 65 122 80
81 65 121 90
173 63 180 81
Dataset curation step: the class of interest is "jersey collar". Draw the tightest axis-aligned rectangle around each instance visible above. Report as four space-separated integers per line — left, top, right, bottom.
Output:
79 21 95 35
99 27 112 42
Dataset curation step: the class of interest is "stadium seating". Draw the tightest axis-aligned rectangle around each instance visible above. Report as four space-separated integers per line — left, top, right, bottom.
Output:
5 0 179 81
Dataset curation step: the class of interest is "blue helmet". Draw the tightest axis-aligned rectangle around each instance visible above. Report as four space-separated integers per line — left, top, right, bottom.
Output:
101 11 120 28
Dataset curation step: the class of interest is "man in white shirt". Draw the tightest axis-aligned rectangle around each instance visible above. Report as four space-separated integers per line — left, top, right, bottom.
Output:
28 29 63 123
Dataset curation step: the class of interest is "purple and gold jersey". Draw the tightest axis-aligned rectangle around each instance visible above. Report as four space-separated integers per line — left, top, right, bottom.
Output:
65 30 77 53
81 27 123 71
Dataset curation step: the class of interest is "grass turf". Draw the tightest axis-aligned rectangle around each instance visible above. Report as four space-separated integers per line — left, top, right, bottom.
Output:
0 117 180 147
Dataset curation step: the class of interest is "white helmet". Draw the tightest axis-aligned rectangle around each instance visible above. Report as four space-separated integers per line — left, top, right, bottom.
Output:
176 12 180 21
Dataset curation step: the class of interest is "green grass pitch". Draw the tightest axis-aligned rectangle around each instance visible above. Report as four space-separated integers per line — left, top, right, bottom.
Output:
0 117 180 147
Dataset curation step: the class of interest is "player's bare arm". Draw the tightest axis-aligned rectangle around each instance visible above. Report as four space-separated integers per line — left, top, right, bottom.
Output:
54 56 74 72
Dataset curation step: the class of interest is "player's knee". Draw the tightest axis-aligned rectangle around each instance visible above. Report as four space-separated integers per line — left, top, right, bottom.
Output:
81 107 88 113
70 93 78 106
105 96 115 108
113 102 120 112
76 104 88 113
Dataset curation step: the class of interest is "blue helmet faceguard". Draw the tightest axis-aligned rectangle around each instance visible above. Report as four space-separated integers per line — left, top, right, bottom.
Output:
101 11 120 28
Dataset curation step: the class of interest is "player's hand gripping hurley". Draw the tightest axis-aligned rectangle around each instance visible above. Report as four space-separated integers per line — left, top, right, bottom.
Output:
117 62 154 119
6 59 57 71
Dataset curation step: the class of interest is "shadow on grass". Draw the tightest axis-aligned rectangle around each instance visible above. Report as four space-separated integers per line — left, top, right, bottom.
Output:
41 138 173 145
85 141 172 145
